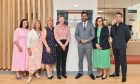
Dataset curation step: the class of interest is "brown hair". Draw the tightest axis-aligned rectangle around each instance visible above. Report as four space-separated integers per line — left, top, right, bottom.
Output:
95 17 105 27
19 19 29 29
116 12 123 17
33 20 42 31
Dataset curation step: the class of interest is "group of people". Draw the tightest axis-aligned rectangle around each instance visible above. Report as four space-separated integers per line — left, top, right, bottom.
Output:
11 11 131 84
11 16 70 83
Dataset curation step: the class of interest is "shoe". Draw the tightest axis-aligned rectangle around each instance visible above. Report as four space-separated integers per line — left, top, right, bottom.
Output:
48 76 53 79
23 72 28 77
89 74 95 80
51 76 54 79
16 76 21 80
122 76 126 82
47 75 54 79
57 75 62 79
96 74 103 78
16 75 21 80
109 73 119 77
75 73 83 79
61 74 67 78
27 77 32 84
101 75 107 80
35 73 40 79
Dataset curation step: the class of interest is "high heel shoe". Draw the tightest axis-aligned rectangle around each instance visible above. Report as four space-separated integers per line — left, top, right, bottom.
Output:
16 75 21 80
96 74 103 78
51 75 54 79
47 75 54 79
35 73 40 79
101 75 107 80
23 72 28 77
27 77 32 84
16 76 21 80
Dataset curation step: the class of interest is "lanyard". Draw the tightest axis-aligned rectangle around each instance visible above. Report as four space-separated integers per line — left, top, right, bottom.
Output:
37 32 41 39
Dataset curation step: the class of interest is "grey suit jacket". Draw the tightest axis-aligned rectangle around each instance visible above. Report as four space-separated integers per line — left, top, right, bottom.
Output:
75 21 95 49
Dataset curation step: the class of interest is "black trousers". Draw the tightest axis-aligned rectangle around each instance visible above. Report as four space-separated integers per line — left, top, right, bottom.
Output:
113 48 127 76
56 40 69 76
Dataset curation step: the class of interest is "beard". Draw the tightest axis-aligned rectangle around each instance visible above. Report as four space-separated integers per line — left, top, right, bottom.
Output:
82 18 88 22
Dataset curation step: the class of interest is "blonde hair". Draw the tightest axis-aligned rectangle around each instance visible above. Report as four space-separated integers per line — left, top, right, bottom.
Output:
46 18 53 27
46 18 53 22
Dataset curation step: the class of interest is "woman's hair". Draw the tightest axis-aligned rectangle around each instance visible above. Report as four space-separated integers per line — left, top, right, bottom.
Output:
56 15 67 25
46 18 53 27
19 19 29 29
95 17 105 27
33 20 42 31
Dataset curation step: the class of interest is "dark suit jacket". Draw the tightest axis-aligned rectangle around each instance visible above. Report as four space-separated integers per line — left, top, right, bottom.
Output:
92 26 110 50
110 22 131 49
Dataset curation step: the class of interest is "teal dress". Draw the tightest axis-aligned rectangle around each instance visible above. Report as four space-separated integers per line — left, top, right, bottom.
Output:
92 28 110 68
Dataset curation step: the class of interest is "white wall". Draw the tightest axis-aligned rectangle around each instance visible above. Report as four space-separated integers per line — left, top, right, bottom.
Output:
53 0 97 71
53 0 97 24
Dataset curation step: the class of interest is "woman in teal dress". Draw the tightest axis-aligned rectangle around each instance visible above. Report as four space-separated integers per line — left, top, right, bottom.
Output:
92 17 110 80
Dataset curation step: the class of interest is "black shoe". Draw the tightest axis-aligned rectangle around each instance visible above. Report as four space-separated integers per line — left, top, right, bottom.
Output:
75 73 83 79
61 74 67 78
16 75 21 80
51 76 54 79
89 74 95 80
122 76 126 82
47 76 52 79
57 75 62 79
109 73 119 77
101 75 107 80
96 74 103 78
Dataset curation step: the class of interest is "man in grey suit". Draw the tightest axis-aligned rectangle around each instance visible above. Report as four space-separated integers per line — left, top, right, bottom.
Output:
75 11 95 80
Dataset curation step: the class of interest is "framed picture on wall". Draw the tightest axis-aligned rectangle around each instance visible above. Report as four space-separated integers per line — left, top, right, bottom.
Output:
56 10 93 27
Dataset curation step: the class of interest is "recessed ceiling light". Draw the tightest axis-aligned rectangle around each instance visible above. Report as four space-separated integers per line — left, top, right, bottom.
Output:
97 11 104 13
73 4 79 8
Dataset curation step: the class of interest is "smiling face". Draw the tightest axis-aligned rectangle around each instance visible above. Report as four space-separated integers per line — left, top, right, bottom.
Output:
81 13 88 22
46 18 53 27
34 21 41 31
97 18 104 26
22 20 28 28
59 16 65 25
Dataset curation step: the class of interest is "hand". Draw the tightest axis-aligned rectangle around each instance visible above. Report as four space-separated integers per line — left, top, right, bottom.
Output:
18 46 22 52
46 47 51 54
83 40 88 44
80 39 88 44
80 40 86 44
96 44 102 50
28 48 32 56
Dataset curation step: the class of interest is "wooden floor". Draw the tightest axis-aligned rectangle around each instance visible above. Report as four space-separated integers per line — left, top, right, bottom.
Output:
0 64 140 84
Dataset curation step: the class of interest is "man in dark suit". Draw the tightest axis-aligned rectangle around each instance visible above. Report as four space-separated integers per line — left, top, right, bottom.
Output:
109 12 131 82
75 11 95 80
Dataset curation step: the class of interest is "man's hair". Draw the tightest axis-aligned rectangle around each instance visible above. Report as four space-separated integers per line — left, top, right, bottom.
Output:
81 10 88 16
116 12 123 17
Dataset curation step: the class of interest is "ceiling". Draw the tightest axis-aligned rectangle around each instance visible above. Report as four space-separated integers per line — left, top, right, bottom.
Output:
98 0 140 8
98 8 123 14
98 0 140 14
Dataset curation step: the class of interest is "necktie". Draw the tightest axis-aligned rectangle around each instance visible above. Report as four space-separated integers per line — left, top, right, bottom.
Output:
83 22 86 31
